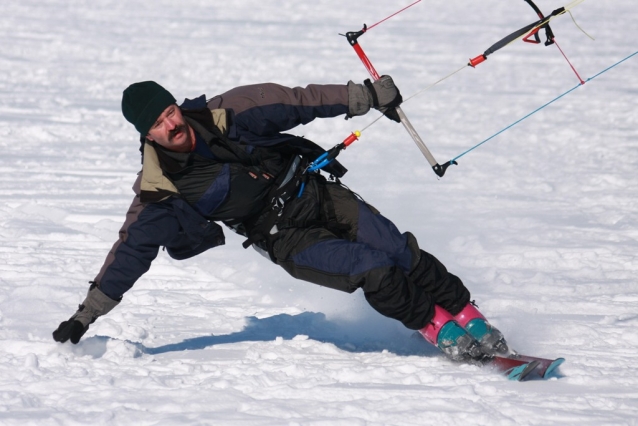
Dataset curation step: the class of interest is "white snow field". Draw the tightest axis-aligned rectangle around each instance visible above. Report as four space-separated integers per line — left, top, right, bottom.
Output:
1 0 637 424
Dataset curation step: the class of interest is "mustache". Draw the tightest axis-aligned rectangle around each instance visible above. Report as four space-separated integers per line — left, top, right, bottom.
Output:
168 124 188 142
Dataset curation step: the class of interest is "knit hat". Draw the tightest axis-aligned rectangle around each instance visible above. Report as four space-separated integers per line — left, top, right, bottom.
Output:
121 81 176 136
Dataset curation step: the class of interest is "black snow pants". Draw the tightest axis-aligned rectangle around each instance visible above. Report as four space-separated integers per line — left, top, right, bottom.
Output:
270 175 470 330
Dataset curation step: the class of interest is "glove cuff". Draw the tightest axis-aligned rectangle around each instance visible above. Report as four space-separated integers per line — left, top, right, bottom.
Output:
346 80 373 117
73 285 120 327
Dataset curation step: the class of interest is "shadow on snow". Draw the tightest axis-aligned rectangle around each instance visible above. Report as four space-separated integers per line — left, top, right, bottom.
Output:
82 312 565 379
127 311 440 358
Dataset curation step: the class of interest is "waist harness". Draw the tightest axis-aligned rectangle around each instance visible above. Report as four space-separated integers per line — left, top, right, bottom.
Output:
240 155 308 254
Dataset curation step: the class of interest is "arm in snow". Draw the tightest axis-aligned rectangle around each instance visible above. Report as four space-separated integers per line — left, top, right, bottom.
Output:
92 198 176 300
52 180 179 344
93 175 224 300
53 175 225 344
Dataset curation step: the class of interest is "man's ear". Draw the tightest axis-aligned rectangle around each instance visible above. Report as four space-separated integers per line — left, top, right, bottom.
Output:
146 135 154 142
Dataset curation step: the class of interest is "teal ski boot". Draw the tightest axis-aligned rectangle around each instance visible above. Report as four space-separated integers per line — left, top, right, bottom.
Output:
419 305 486 363
454 302 508 355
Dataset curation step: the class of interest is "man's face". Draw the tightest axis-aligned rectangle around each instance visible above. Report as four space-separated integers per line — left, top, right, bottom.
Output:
146 104 194 152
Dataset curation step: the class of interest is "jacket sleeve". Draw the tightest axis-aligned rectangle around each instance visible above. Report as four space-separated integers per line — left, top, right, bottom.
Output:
206 83 350 137
93 175 225 300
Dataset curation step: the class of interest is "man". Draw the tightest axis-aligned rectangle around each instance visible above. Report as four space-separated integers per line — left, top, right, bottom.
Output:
53 77 507 362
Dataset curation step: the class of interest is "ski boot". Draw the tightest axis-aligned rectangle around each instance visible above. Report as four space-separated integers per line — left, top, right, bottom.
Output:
419 305 487 363
454 302 508 356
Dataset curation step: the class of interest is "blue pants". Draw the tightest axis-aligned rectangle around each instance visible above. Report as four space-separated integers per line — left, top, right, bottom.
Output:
272 176 470 330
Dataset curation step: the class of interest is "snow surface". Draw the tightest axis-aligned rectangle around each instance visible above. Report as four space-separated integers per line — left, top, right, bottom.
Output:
1 0 637 424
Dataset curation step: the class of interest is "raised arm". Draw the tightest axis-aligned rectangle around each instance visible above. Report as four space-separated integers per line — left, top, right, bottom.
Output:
207 83 348 136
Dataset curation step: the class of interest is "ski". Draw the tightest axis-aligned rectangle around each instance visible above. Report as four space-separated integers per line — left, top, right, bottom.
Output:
488 356 541 381
411 332 539 381
507 353 565 378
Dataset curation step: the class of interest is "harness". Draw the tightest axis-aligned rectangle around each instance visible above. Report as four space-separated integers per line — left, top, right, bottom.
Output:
276 175 351 237
241 169 354 264
239 154 308 255
178 108 350 262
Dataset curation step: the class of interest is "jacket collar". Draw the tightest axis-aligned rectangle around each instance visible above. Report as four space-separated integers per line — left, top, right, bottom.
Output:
138 106 230 203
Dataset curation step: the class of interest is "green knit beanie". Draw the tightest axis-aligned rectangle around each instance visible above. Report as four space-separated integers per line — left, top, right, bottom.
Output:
121 81 176 136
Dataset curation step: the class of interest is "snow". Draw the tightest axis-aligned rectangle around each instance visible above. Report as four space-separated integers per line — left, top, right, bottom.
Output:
1 0 637 424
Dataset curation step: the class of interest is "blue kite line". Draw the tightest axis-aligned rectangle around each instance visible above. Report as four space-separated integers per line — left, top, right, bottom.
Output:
450 50 638 164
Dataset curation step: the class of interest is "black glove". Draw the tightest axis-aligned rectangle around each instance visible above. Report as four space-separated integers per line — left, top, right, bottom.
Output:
346 75 403 122
53 315 89 344
52 284 121 344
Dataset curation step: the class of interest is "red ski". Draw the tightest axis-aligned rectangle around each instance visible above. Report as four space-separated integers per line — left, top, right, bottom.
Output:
508 353 565 378
488 356 540 381
411 331 540 381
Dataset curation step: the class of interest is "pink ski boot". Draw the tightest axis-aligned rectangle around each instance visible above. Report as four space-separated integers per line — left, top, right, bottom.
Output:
419 305 485 363
454 302 508 355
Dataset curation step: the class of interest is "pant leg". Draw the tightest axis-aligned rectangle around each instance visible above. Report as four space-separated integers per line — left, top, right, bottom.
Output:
326 182 471 315
271 177 469 329
407 251 470 316
324 182 419 273
272 223 435 330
